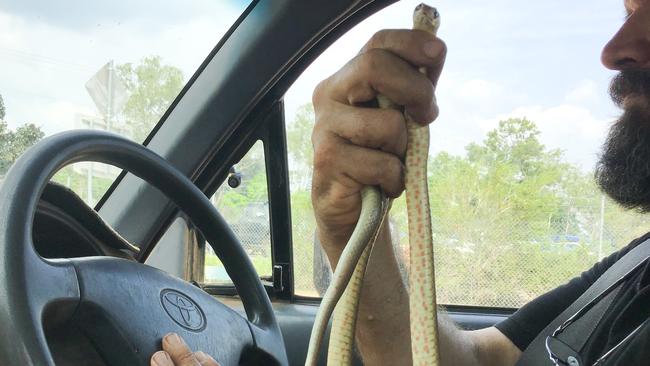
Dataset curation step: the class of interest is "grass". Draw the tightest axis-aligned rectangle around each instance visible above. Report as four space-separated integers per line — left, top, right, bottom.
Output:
205 252 272 277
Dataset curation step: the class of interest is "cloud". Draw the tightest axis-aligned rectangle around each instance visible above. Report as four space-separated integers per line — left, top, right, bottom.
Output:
565 79 600 105
0 0 249 31
478 104 612 171
0 4 242 135
284 0 622 178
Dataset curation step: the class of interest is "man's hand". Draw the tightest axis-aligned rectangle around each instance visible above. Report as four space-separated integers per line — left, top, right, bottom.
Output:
311 29 446 266
150 333 220 366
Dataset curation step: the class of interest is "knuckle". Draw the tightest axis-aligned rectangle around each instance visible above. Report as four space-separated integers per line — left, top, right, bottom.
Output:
312 108 334 142
424 103 440 123
312 78 330 107
312 109 327 131
358 48 389 76
374 112 405 153
384 110 405 139
354 113 400 151
414 83 436 122
368 29 390 49
313 138 337 171
387 157 402 178
422 80 435 105
368 163 384 183
382 157 403 194
353 118 375 145
436 39 448 59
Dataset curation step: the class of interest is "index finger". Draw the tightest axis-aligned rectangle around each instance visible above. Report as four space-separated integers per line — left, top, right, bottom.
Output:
361 29 447 85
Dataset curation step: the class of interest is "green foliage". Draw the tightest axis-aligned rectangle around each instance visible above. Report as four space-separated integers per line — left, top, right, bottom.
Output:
51 166 114 203
286 103 315 191
205 142 274 281
0 93 5 121
0 121 45 175
287 104 315 166
283 109 650 303
117 56 184 142
415 117 650 306
212 141 268 219
48 57 185 205
208 102 650 304
448 118 568 242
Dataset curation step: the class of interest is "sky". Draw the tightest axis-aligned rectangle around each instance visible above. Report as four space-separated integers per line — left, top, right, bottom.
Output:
0 0 627 172
285 0 626 172
0 0 248 134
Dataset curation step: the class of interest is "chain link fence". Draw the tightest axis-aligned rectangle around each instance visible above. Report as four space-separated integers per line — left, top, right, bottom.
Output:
290 194 650 308
202 169 650 307
203 172 650 308
200 124 650 308
204 141 273 283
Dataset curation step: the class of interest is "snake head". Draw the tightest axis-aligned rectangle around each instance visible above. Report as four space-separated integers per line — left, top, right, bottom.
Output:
414 3 440 33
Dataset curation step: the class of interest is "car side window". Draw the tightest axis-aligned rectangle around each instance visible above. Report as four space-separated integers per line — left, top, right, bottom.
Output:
284 0 650 307
204 140 272 284
146 140 272 284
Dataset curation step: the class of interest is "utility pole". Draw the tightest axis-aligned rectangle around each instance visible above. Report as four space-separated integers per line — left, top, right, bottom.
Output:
86 60 114 206
86 116 93 206
84 59 126 206
107 60 114 131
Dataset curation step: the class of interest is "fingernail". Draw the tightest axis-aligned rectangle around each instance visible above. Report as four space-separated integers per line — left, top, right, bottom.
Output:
152 351 171 365
165 332 183 345
423 41 440 58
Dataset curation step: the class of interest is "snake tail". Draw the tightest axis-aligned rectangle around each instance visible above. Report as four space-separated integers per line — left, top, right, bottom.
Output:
305 187 384 366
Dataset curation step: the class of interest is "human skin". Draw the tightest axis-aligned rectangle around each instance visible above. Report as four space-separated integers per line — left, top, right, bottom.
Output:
149 333 219 366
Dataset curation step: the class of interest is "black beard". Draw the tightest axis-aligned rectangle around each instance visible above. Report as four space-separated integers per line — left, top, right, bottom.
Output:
596 70 650 212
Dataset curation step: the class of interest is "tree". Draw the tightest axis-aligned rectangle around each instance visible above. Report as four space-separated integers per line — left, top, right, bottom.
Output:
0 93 5 121
0 95 45 174
286 103 316 191
404 117 586 305
0 121 45 175
116 57 184 142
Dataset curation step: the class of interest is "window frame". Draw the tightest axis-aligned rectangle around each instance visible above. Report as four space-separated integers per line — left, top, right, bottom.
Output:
192 101 295 301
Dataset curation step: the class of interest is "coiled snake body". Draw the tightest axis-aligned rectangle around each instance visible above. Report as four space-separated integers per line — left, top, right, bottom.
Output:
306 4 441 365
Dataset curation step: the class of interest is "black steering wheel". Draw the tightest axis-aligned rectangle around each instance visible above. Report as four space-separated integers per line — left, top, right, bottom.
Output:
0 131 288 366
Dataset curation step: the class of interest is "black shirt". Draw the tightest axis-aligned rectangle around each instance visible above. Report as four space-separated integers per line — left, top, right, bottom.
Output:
495 232 650 364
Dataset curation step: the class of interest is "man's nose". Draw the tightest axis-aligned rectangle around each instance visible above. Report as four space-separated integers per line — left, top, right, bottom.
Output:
602 9 650 70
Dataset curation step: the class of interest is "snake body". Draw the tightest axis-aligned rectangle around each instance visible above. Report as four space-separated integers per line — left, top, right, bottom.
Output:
306 4 441 365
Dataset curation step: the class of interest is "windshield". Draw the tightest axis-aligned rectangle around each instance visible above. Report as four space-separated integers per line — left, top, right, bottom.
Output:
0 1 250 205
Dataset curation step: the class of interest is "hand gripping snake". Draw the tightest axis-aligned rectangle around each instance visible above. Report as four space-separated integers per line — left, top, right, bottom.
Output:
306 4 441 366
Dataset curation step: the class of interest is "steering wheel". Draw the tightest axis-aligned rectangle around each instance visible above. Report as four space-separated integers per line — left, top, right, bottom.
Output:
0 131 288 366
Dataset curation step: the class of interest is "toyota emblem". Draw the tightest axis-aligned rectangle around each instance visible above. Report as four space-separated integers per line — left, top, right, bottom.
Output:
160 289 206 331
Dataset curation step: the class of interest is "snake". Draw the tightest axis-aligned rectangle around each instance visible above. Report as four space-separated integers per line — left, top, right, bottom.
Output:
306 4 441 366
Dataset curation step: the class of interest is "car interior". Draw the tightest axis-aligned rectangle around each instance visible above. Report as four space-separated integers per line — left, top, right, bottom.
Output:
0 0 643 365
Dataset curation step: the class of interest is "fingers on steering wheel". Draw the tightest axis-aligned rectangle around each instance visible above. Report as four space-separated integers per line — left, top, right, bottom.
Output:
153 333 220 366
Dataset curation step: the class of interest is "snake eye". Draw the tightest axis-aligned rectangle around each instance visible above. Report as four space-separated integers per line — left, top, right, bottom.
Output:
433 9 439 18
